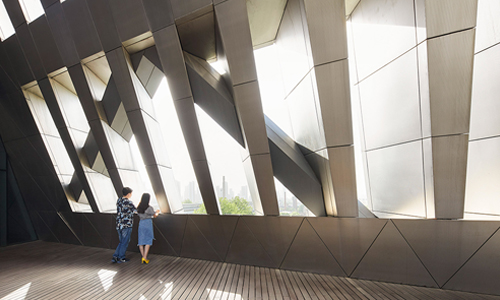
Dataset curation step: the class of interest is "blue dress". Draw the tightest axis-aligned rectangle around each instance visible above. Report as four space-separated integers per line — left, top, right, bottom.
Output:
138 206 155 246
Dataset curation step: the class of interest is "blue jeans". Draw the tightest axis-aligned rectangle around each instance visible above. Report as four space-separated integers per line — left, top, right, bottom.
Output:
113 227 132 259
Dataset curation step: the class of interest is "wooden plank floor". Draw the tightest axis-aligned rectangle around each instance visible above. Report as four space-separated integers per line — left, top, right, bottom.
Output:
0 241 499 300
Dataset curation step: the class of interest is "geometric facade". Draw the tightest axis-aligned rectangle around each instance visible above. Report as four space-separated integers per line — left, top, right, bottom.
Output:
2 0 500 296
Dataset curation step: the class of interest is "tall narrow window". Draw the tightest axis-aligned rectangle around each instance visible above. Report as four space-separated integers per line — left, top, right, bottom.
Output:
24 84 92 212
196 106 254 215
0 1 15 41
151 77 203 213
274 178 314 216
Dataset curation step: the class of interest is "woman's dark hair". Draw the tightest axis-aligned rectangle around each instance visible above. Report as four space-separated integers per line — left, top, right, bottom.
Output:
137 193 150 214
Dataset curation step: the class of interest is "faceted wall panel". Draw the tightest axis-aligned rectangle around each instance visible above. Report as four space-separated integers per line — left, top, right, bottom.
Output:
367 141 426 217
225 218 276 267
475 0 500 53
308 217 387 276
350 0 417 81
444 228 500 295
188 215 238 260
274 0 312 97
281 219 345 276
465 137 500 216
469 43 500 140
359 49 421 150
181 217 223 261
242 216 302 266
423 0 477 39
394 220 500 287
351 221 437 287
427 29 475 136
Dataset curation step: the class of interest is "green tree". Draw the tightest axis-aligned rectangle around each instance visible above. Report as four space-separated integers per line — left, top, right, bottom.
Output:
194 196 253 215
182 199 192 204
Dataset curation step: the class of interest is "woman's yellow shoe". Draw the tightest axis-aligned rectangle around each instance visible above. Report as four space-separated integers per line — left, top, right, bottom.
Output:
142 257 149 264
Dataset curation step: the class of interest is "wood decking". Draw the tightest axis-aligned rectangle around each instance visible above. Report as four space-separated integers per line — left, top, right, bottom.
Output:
0 241 498 300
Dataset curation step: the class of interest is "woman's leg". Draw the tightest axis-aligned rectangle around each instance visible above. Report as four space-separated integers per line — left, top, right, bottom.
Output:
139 245 144 258
143 245 151 260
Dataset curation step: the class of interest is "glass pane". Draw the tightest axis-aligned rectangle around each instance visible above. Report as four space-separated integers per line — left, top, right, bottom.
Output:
254 44 294 137
196 106 254 215
24 89 92 212
0 1 15 41
275 178 314 217
151 78 204 213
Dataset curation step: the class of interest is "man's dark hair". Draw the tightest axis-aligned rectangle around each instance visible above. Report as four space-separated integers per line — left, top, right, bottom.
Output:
122 187 133 196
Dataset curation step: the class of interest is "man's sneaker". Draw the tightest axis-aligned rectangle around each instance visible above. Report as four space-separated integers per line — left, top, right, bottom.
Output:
111 256 118 263
116 257 130 263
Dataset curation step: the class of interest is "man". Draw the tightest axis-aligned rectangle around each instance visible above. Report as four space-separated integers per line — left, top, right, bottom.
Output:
112 187 136 263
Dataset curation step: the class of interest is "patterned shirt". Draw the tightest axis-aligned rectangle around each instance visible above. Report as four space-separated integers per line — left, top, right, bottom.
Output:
116 197 137 230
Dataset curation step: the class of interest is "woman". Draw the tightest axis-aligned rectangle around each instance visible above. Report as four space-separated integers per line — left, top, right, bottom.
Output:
136 193 159 264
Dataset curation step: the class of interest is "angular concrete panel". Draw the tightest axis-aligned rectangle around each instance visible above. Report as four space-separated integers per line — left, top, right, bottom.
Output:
180 217 223 261
173 97 206 161
153 25 192 101
367 141 426 218
242 216 302 267
304 149 335 216
62 0 102 60
308 217 387 276
29 16 64 75
142 0 175 32
424 0 477 39
313 59 352 147
475 0 500 53
150 222 178 256
233 81 268 155
444 227 500 295
86 0 121 52
432 135 468 219
359 49 421 150
350 0 417 81
153 214 187 256
225 217 275 267
45 2 80 67
76 213 109 248
177 9 216 61
214 0 257 85
170 0 212 20
3 35 34 85
469 44 500 140
394 219 500 287
287 73 325 153
328 146 358 217
189 215 238 259
303 0 347 65
29 211 59 243
84 213 115 249
465 137 500 216
108 0 150 43
351 221 437 287
38 211 81 245
2 0 25 28
427 29 475 136
281 219 345 276
184 52 244 146
267 117 324 216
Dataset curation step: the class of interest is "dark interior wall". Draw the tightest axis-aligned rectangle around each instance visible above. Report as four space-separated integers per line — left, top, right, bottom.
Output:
0 136 37 246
